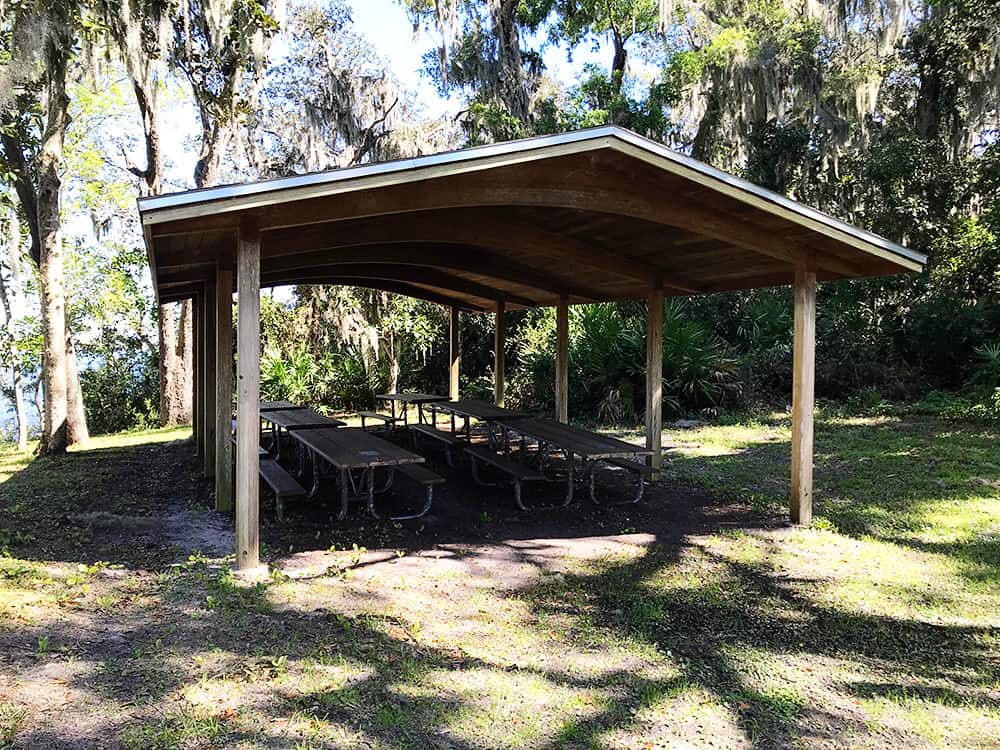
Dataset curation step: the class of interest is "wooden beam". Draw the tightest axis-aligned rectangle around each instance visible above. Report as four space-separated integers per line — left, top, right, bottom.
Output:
203 275 217 478
264 275 487 312
261 244 602 300
449 306 460 401
555 296 569 423
215 267 234 513
494 300 505 407
791 261 816 525
262 263 535 307
193 292 203 457
235 218 261 571
646 288 664 477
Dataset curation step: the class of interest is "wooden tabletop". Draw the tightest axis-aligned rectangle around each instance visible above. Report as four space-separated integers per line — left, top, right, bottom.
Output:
496 417 652 460
260 400 303 412
376 392 448 404
291 427 425 470
261 408 346 430
432 399 528 422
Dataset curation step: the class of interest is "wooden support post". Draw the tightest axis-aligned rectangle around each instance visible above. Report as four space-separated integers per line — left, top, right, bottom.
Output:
645 288 664 477
494 300 505 407
449 305 460 401
215 267 234 513
235 219 261 571
193 293 203 456
203 275 217 478
791 261 817 525
555 295 569 423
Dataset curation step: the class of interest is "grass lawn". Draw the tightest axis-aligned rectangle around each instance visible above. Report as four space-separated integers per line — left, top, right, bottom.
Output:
0 415 997 749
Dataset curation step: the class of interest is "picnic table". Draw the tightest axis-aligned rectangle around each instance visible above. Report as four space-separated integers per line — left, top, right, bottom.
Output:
289 427 427 519
492 417 653 505
260 407 346 460
260 400 304 412
376 392 448 426
429 399 528 442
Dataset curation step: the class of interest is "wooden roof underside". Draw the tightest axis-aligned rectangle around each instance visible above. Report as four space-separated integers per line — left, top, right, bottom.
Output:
142 129 924 311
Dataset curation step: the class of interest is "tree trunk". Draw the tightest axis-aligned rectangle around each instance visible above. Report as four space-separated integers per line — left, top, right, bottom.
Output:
159 302 183 426
36 66 72 454
488 0 530 123
65 331 89 445
610 26 627 97
0 261 28 451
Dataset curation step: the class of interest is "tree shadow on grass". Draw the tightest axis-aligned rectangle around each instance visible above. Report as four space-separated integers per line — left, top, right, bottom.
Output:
513 539 999 749
667 414 1000 581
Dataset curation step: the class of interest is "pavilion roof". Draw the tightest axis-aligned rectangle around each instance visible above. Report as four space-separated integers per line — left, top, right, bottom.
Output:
139 126 925 311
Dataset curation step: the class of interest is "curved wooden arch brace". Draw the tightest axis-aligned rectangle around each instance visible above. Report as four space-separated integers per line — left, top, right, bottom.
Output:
262 208 700 294
262 275 489 312
153 171 870 301
264 263 535 308
262 243 605 301
151 159 860 278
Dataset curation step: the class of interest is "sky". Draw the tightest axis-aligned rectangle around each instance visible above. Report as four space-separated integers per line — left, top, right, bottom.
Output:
345 0 452 116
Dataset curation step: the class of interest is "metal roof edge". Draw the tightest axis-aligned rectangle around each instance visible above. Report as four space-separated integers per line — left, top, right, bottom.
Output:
137 126 623 215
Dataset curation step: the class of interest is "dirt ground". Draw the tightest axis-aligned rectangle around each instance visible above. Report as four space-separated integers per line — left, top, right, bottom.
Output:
1 421 997 749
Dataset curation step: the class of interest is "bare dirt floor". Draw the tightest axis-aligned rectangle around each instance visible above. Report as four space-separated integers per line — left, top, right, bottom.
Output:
1 419 998 749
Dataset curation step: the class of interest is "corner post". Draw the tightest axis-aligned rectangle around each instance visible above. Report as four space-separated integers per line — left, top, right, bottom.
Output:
215 265 234 513
235 218 261 570
449 305 460 401
645 287 664 477
555 295 569 423
494 300 506 407
791 261 817 525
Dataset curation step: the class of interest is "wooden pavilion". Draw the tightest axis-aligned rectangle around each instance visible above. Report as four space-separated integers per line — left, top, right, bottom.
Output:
138 126 925 571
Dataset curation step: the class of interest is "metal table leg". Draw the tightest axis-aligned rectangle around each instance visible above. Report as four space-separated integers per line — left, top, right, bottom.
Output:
308 449 322 498
337 468 349 520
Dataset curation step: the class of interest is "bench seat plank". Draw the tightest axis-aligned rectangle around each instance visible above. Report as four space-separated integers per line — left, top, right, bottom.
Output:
396 463 446 485
410 423 463 445
465 445 543 481
604 457 655 475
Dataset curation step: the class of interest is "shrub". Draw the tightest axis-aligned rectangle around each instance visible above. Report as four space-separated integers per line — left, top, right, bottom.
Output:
80 351 158 434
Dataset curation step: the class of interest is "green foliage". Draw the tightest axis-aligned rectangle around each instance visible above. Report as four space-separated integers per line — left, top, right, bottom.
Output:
510 301 741 423
260 342 388 412
79 350 158 435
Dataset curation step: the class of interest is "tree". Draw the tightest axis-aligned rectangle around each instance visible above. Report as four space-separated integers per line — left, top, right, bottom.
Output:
96 0 194 427
0 198 29 450
248 0 453 177
171 0 280 188
401 0 544 142
0 0 89 453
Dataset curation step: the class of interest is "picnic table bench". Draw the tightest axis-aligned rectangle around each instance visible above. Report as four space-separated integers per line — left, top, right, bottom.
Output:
231 419 306 519
289 427 438 521
376 392 447 427
410 423 465 466
477 417 653 507
465 444 546 511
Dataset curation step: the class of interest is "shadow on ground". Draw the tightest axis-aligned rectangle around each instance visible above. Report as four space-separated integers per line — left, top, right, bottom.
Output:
1 417 998 748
